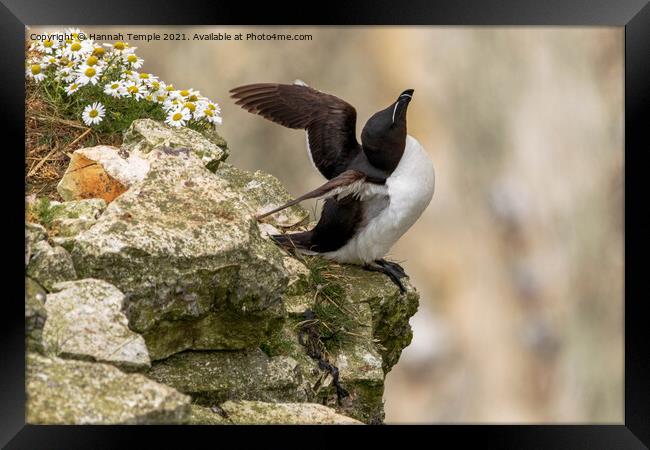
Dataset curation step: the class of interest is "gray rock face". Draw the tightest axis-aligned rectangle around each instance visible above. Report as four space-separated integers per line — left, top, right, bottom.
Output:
122 119 228 171
25 123 420 425
25 222 47 265
26 353 190 424
26 277 47 352
147 349 309 405
26 240 77 290
188 401 362 425
43 279 151 371
70 150 290 360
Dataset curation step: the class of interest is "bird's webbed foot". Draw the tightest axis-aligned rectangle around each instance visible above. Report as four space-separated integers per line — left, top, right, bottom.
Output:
363 259 409 294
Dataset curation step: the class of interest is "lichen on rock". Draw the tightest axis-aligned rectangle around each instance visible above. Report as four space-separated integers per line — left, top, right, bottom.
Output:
70 149 290 360
43 279 151 371
147 348 309 405
26 277 47 352
26 240 77 291
26 353 190 424
187 401 362 425
122 118 228 171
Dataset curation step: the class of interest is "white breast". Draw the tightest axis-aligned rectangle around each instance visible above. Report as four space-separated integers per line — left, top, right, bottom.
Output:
321 135 435 264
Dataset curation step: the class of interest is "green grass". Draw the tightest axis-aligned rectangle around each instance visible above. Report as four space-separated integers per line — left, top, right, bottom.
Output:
300 256 360 353
28 197 64 227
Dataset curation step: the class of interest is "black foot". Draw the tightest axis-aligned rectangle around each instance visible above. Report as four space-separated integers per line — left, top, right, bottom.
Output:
364 261 408 294
376 259 408 278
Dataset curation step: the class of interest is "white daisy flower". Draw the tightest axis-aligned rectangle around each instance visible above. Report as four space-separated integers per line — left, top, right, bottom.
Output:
136 72 159 86
123 53 144 68
124 81 147 100
64 28 84 41
65 82 82 96
202 106 223 125
120 69 137 81
37 38 58 54
40 55 59 67
90 46 106 59
63 39 92 61
58 66 77 83
82 102 106 126
103 41 133 55
103 80 125 98
170 88 199 100
165 107 191 128
76 64 103 85
163 98 183 112
26 63 46 82
84 55 101 67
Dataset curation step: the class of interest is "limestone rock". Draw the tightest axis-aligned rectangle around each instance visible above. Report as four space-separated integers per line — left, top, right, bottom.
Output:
26 277 47 352
122 119 228 171
26 240 77 290
147 349 308 405
26 353 189 424
216 163 309 228
57 145 146 202
43 279 151 371
256 261 419 424
70 150 290 360
25 222 47 265
187 401 362 425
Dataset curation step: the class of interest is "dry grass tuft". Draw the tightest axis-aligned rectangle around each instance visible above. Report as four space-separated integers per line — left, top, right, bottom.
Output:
25 66 122 200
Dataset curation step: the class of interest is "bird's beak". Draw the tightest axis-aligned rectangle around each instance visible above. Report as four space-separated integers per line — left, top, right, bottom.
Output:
392 89 414 123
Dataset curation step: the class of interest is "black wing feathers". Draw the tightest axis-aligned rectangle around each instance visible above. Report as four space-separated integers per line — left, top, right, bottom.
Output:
230 83 361 179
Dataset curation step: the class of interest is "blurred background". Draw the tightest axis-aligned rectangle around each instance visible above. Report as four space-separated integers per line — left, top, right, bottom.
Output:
29 26 624 423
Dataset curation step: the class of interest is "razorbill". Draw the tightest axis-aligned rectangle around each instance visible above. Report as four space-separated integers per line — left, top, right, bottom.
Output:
230 81 435 292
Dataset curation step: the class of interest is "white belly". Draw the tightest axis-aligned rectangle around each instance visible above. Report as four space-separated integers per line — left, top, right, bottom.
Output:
321 135 435 264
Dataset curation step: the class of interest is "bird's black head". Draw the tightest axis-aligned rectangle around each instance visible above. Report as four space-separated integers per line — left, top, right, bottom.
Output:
361 89 414 173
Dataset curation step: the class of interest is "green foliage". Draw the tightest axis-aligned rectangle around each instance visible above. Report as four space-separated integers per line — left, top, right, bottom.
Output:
301 256 360 353
29 197 64 227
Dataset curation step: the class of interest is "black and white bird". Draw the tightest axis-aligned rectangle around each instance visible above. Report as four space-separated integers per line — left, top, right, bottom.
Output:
230 81 435 292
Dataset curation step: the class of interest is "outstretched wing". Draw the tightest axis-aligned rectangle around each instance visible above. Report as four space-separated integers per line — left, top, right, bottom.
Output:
230 83 361 180
256 170 366 220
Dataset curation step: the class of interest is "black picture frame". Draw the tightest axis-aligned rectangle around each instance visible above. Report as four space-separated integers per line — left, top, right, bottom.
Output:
2 0 648 448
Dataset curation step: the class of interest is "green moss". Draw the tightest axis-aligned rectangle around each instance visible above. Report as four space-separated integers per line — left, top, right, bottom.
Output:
29 197 64 227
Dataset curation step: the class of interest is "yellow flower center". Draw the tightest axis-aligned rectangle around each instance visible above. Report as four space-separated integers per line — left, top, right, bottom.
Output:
151 81 160 90
179 89 190 97
114 41 126 50
111 83 119 89
139 73 150 79
30 64 41 75
44 40 53 48
70 42 82 52
172 113 182 121
184 102 196 112
128 86 139 94
86 56 98 66
188 94 198 102
157 95 166 102
205 109 213 117
84 67 96 77
93 47 105 57
127 54 138 63
89 110 98 118
165 84 174 92
207 103 215 110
